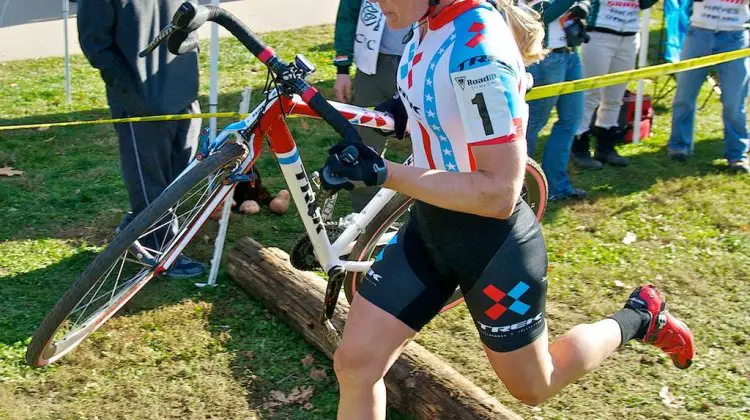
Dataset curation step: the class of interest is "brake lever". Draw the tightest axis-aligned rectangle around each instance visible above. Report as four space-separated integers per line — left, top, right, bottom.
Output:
139 23 177 57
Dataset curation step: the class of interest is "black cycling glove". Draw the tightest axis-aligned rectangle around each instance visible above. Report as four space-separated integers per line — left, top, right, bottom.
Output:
374 95 408 140
320 142 388 192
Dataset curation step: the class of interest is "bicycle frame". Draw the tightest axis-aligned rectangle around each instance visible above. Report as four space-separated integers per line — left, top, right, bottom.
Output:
154 88 398 277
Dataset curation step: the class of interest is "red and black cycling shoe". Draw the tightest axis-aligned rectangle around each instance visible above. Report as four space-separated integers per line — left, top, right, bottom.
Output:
626 285 696 369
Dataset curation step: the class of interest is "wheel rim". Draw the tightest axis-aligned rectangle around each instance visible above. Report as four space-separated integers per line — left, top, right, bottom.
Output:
35 169 231 365
522 163 547 222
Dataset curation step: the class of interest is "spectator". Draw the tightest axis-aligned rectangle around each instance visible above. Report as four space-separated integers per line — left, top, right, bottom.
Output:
668 0 749 173
571 0 659 168
333 0 410 212
77 0 205 278
526 0 591 201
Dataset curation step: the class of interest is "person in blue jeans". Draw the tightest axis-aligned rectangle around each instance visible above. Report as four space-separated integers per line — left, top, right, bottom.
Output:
668 0 750 174
526 0 591 200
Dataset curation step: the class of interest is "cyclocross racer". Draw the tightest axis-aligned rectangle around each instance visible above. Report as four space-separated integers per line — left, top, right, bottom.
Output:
319 1 695 418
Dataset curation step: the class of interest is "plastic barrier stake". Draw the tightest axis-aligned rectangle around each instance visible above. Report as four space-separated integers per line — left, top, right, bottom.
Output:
62 0 72 104
633 9 651 144
198 87 252 289
209 0 220 140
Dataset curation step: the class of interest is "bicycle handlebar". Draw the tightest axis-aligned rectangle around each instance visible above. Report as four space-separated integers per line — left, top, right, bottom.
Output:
139 2 362 143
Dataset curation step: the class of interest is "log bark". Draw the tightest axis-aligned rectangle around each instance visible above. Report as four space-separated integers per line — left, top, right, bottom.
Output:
227 237 521 420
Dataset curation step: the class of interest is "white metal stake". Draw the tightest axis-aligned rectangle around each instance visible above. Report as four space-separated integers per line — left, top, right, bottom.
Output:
62 0 72 104
197 87 252 288
209 0 220 140
632 9 651 145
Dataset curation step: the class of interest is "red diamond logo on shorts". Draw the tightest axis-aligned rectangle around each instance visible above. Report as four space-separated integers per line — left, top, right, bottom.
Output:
485 303 507 320
483 285 507 320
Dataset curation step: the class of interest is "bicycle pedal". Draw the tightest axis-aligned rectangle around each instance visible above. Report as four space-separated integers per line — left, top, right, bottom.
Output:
324 320 341 346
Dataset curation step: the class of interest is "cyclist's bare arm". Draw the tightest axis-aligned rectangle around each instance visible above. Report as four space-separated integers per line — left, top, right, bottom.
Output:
383 140 526 220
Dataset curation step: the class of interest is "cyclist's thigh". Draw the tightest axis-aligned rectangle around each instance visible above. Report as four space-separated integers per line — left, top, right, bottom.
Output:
357 221 458 332
459 203 549 353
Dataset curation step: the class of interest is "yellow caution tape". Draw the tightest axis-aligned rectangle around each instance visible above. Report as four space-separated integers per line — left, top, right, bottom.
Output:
527 48 750 101
1 48 748 132
0 112 246 132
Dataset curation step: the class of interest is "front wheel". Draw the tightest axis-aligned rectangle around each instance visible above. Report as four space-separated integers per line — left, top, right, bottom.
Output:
343 158 548 310
26 143 246 367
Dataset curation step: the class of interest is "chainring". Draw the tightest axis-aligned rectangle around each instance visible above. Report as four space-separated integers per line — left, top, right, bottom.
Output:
290 224 346 271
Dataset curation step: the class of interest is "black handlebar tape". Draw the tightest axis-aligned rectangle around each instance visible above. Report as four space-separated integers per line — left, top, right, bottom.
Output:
205 6 274 64
167 30 199 55
305 88 363 144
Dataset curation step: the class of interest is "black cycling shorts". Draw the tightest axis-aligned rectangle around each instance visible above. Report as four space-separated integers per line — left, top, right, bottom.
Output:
357 199 548 353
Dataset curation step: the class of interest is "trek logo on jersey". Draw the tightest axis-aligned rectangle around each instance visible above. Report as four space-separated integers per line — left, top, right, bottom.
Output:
455 76 467 90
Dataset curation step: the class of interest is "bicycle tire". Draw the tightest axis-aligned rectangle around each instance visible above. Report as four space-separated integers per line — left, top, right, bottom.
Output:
343 158 548 310
26 143 245 367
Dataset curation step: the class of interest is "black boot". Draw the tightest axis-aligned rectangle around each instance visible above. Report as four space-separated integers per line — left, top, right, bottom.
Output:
571 131 603 170
594 126 629 167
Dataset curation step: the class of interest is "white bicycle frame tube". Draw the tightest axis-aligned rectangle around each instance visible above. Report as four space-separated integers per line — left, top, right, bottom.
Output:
159 89 398 276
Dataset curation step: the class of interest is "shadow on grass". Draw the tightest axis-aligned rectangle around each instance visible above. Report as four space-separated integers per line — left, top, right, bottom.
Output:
538 136 730 221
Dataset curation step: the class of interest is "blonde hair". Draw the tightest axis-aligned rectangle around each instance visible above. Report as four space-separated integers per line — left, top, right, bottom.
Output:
493 0 547 65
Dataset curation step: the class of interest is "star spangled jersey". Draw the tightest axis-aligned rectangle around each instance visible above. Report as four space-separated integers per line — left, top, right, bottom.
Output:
396 0 529 173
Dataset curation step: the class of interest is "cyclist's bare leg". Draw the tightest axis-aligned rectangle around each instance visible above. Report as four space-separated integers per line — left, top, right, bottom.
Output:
483 320 622 406
334 294 417 420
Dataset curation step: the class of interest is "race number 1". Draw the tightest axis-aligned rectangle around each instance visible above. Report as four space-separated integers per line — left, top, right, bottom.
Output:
452 64 517 143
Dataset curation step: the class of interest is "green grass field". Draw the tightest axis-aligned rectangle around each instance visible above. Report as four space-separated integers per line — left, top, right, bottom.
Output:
1 21 749 420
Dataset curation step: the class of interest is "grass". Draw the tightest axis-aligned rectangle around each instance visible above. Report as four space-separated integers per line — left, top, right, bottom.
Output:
1 15 749 420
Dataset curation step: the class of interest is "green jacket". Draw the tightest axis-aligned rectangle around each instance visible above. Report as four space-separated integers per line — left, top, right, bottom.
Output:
333 0 363 70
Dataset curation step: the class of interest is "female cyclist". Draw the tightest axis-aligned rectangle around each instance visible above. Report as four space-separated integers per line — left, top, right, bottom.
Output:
319 1 695 418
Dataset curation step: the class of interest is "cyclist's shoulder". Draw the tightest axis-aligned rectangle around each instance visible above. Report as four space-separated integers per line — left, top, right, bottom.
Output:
448 3 521 75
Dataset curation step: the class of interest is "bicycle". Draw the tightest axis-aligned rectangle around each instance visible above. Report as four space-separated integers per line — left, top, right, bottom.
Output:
25 2 547 367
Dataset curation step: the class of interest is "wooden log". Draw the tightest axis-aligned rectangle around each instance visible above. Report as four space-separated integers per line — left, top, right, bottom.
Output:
227 237 521 420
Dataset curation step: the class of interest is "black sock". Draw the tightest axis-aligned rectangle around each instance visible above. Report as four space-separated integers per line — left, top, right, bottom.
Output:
610 308 651 345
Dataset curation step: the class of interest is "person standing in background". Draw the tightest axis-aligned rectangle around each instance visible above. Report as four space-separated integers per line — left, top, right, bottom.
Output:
333 0 410 212
526 0 591 201
571 0 660 169
667 0 749 174
77 0 206 278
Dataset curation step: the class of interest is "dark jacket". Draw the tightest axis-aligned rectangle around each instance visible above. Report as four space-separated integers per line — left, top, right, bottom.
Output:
333 0 362 70
77 0 199 115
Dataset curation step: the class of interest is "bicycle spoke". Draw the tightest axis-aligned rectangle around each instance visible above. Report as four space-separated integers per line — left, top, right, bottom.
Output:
109 253 128 302
73 257 121 325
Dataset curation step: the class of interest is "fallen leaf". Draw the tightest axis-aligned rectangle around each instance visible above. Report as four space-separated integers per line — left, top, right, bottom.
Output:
288 386 314 404
303 402 314 410
301 355 314 366
0 167 24 177
622 231 637 245
659 386 685 408
299 119 310 131
614 280 629 289
310 369 328 380
270 390 289 403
